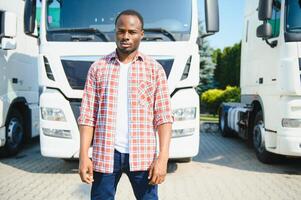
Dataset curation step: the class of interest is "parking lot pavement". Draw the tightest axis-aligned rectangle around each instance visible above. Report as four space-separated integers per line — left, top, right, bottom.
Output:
1 122 301 200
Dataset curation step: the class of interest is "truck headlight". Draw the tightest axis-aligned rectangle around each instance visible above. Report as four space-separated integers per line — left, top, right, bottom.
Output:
41 107 66 122
173 107 196 121
42 128 72 139
282 118 301 128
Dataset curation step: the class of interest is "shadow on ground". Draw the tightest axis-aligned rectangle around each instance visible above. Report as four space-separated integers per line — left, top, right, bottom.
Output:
0 137 79 174
194 121 301 175
2 122 300 175
0 137 178 174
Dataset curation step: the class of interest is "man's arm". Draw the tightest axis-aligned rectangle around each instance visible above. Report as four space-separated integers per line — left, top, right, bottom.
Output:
148 122 172 185
149 64 173 185
77 63 99 184
79 125 94 184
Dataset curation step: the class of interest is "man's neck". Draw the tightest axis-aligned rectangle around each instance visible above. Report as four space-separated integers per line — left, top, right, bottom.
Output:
117 50 138 64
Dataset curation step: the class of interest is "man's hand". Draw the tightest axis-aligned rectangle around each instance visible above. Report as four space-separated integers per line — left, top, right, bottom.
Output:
148 157 168 185
148 123 172 185
78 125 94 184
79 156 94 184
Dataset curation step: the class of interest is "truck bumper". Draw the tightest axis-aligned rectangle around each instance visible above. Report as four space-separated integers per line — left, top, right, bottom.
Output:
169 132 199 158
40 89 80 158
169 88 200 159
276 133 301 156
0 126 5 147
40 87 200 159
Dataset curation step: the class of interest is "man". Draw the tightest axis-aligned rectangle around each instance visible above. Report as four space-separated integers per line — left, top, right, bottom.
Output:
78 9 173 200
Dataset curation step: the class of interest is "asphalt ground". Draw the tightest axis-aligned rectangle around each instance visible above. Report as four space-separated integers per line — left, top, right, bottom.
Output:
1 122 301 200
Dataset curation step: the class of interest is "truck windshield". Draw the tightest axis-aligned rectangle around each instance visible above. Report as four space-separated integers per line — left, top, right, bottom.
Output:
286 0 301 33
46 0 192 42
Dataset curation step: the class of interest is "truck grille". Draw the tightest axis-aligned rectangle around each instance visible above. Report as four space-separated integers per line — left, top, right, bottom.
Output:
61 60 93 90
70 101 82 123
61 58 173 90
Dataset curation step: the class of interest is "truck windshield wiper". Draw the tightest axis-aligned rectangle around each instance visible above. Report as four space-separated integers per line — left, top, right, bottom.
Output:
47 27 109 42
143 28 176 41
289 26 301 31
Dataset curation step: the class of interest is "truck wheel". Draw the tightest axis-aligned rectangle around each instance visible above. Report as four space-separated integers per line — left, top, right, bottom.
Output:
176 157 192 163
3 109 25 156
219 108 231 137
253 111 277 164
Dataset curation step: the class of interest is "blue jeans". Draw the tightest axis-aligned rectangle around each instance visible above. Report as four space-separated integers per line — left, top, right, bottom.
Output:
91 150 158 200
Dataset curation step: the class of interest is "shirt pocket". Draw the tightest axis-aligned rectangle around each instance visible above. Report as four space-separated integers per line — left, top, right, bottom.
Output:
137 80 154 109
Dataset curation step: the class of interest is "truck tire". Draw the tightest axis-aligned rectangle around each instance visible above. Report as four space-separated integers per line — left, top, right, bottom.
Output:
253 111 277 164
3 109 25 156
176 157 192 163
219 107 232 137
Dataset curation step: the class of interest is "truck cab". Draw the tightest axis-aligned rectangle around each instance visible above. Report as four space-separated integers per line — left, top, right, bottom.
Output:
0 0 40 156
220 0 301 163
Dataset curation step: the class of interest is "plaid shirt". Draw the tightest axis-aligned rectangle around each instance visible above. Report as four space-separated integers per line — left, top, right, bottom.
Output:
78 51 173 173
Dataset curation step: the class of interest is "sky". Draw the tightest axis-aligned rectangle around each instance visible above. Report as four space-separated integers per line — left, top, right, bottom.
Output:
198 0 246 50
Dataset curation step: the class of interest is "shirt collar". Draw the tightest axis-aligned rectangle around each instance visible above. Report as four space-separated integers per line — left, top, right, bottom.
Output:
108 50 145 63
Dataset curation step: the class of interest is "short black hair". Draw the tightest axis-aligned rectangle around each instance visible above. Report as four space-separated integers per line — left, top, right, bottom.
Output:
115 9 144 29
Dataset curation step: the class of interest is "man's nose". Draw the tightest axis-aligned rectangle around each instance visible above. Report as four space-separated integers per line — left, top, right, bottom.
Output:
123 32 130 40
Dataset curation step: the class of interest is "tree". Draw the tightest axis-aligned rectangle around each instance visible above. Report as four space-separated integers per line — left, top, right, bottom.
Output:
196 22 216 95
197 22 217 114
212 42 241 89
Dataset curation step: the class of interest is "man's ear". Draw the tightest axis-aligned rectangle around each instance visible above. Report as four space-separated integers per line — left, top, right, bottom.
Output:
140 30 144 39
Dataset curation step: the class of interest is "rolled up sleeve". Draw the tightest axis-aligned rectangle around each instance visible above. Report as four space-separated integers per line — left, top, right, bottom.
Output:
153 65 174 128
77 63 99 127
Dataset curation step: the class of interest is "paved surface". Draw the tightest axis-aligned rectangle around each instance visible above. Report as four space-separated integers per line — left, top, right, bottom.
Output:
1 122 301 200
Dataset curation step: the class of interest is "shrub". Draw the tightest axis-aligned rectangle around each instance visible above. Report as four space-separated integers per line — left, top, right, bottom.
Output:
201 88 224 114
220 86 240 103
201 86 240 114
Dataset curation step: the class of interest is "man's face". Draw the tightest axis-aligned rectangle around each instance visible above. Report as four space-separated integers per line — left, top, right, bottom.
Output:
115 15 144 55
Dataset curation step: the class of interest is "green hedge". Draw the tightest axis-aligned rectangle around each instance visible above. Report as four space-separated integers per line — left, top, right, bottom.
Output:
201 86 240 114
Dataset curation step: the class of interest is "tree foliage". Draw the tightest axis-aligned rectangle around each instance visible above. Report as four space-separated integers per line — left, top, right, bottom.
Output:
196 22 216 95
201 86 241 114
212 42 241 89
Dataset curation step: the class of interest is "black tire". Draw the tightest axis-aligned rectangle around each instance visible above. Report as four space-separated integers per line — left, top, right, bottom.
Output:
253 111 278 164
63 158 78 163
175 157 192 163
2 109 25 156
219 107 232 137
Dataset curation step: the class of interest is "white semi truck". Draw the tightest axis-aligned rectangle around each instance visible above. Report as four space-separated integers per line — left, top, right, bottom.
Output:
0 0 219 158
219 0 301 163
0 0 40 156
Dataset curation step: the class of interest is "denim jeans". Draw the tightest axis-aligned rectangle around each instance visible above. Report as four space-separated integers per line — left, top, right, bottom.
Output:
91 150 158 200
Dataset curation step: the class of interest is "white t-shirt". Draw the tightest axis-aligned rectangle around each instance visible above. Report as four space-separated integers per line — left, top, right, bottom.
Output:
114 61 131 153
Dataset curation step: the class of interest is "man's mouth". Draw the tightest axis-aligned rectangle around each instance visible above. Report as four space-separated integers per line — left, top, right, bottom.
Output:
120 42 131 48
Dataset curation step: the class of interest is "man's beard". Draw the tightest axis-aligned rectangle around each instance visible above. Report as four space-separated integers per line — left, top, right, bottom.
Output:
118 46 137 55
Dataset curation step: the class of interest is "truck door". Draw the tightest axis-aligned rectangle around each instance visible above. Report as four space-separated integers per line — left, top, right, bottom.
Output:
257 1 281 93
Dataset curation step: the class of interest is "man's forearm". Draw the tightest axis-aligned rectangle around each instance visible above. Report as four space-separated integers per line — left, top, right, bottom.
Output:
79 125 94 158
157 123 172 161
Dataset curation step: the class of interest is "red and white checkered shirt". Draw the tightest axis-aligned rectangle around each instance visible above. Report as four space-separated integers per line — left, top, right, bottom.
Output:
78 51 173 173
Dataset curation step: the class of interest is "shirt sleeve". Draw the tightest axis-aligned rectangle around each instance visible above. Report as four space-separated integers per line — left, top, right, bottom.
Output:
153 64 174 128
77 63 99 127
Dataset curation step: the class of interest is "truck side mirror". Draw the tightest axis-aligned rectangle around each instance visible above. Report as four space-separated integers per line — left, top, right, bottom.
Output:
202 0 219 38
24 0 37 35
258 0 273 21
205 0 219 33
0 11 17 50
256 0 277 48
256 23 272 39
